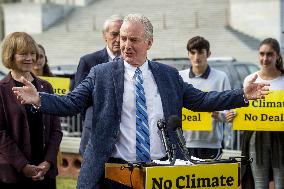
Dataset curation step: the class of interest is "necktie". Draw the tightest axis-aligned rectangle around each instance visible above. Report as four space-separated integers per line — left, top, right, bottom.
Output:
135 68 151 162
113 56 120 62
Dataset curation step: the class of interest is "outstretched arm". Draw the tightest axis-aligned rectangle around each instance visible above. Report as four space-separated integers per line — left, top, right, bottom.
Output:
182 74 269 112
12 71 94 116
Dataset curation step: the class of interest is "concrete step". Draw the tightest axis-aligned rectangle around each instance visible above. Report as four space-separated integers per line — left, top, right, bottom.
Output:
28 0 258 70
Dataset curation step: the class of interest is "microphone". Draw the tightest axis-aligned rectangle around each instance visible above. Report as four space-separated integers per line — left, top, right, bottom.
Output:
157 119 176 165
168 115 247 165
167 115 192 161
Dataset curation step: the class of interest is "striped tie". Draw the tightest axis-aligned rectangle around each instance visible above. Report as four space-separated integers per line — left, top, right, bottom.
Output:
135 68 151 162
113 56 120 62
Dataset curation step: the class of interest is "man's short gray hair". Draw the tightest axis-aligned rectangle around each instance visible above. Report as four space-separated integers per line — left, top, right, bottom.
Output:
123 13 153 39
102 14 124 33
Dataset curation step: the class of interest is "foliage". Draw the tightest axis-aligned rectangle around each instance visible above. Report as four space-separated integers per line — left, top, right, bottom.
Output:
57 177 77 189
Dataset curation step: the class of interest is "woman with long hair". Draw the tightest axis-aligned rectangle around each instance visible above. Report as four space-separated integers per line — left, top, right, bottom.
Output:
241 38 284 189
32 44 53 77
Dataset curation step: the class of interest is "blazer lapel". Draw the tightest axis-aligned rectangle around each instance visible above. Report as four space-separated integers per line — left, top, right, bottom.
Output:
112 59 124 118
149 61 170 119
101 48 109 63
2 73 27 118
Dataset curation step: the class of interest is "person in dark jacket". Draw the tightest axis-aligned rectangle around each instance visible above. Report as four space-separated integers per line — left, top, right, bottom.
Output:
74 14 123 156
0 32 62 189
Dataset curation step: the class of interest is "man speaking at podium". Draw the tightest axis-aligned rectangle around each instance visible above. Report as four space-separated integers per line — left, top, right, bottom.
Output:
13 14 269 189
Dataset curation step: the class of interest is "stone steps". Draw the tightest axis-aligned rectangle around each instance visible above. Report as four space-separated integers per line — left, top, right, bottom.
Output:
28 0 259 67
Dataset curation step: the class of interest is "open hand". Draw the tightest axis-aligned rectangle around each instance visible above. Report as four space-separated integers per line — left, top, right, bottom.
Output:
12 76 41 106
244 74 270 100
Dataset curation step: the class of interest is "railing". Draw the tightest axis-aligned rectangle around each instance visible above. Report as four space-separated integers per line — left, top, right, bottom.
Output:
60 114 82 137
59 114 242 151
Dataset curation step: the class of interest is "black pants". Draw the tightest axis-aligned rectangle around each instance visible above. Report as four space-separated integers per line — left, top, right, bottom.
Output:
0 178 56 189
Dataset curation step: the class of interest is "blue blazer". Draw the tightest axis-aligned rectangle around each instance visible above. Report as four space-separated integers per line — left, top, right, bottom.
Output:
74 48 109 155
40 59 246 189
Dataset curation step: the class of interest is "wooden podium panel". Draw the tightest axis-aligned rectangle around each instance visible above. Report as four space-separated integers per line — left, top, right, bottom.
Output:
105 163 145 189
105 162 239 189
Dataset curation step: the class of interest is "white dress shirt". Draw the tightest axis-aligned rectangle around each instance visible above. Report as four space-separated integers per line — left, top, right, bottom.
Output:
106 46 120 62
112 60 166 162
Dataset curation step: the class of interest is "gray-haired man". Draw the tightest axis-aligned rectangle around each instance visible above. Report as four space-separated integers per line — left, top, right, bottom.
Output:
74 15 123 155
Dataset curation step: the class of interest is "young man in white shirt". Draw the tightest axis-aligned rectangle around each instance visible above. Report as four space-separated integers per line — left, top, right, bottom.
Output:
179 36 232 159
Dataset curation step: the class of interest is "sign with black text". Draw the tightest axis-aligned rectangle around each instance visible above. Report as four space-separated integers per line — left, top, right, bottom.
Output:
182 108 212 130
40 76 70 96
145 163 238 189
233 90 284 131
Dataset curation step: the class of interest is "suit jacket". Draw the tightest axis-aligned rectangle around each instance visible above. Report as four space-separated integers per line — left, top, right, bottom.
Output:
74 48 109 155
0 73 63 183
75 48 109 87
39 59 247 189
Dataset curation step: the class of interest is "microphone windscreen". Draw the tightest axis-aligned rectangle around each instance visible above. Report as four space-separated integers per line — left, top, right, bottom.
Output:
167 115 181 130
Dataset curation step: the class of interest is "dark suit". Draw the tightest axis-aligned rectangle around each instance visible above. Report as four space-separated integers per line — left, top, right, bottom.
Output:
39 59 247 189
0 73 62 183
75 48 109 155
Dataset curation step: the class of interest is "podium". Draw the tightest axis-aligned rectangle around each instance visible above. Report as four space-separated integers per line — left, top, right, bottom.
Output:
105 162 239 189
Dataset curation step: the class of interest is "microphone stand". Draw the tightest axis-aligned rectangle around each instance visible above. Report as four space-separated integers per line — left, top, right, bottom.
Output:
157 119 176 165
174 126 252 165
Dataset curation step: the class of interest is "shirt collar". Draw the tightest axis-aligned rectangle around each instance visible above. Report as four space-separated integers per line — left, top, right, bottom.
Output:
188 65 211 79
124 60 149 79
106 46 119 60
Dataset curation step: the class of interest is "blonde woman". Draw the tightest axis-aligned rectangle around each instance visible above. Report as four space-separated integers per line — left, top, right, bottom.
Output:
0 32 62 189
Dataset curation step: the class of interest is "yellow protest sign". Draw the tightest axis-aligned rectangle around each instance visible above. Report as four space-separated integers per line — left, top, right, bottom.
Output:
233 90 284 131
145 163 239 189
40 76 70 96
182 108 212 131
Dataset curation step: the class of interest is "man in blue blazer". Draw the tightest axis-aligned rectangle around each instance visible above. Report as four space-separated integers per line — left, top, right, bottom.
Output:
74 15 123 155
14 14 269 189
